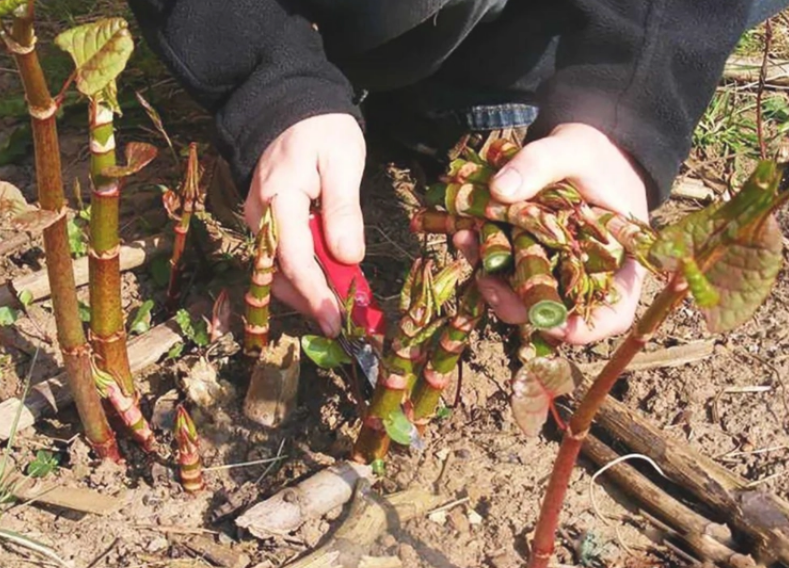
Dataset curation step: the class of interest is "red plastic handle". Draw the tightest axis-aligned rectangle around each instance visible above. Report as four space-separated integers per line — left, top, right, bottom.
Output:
308 211 386 339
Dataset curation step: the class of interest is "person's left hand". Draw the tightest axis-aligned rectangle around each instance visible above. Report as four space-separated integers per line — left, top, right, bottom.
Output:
453 123 649 345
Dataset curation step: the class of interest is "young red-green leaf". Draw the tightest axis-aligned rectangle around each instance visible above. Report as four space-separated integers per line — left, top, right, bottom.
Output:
0 0 27 18
511 356 574 437
100 142 158 178
209 288 231 343
54 18 134 97
162 189 182 221
0 180 31 217
649 161 786 332
301 335 352 369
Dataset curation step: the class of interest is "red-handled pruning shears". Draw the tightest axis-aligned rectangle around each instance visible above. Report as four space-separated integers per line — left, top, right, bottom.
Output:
308 211 385 389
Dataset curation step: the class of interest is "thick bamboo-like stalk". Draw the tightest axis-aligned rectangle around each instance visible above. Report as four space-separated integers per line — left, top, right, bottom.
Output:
5 11 118 460
87 99 133 395
352 260 461 463
511 228 567 329
411 281 485 429
166 143 200 314
527 275 687 568
243 204 277 357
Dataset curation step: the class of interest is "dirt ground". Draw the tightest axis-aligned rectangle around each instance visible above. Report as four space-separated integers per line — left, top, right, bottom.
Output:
2 8 789 568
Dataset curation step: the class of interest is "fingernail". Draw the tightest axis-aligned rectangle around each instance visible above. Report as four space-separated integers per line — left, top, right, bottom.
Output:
319 314 341 338
491 167 522 197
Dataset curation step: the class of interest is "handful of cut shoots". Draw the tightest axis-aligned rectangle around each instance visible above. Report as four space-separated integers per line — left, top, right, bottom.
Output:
405 134 658 443
413 137 655 328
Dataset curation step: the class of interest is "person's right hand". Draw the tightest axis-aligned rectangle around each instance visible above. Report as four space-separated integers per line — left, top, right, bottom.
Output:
243 113 367 338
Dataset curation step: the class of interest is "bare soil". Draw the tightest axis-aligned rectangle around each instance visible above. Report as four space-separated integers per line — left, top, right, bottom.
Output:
2 15 789 568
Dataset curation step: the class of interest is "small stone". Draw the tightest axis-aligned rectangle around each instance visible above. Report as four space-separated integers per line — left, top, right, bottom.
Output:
455 448 471 459
467 509 483 526
436 447 450 461
398 543 419 567
147 536 169 552
380 534 397 550
428 509 447 525
218 532 234 545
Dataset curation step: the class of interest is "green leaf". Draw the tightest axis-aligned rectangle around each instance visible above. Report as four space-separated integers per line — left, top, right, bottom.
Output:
129 299 154 335
0 307 19 326
0 95 27 120
174 309 209 347
300 335 351 369
66 217 88 258
54 18 134 97
0 0 27 18
383 408 415 446
166 342 184 360
435 405 452 421
149 256 170 288
26 450 59 478
17 290 32 307
78 301 91 323
0 180 31 217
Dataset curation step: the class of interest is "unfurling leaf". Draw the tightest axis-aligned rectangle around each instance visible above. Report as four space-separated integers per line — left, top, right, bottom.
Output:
175 309 209 347
66 218 88 258
26 450 59 478
511 356 574 437
54 18 134 97
167 342 184 360
101 142 158 178
383 408 415 446
209 289 231 343
0 0 27 18
649 161 787 333
129 299 154 335
0 180 31 217
300 335 351 369
12 209 61 233
162 189 182 221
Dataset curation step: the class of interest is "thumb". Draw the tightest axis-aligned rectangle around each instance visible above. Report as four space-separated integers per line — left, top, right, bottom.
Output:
489 132 582 204
320 151 366 264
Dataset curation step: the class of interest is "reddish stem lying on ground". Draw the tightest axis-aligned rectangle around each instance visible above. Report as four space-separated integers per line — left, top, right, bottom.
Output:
5 11 119 460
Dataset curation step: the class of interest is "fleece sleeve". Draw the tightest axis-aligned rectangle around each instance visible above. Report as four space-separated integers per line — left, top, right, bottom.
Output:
126 0 362 193
525 0 752 210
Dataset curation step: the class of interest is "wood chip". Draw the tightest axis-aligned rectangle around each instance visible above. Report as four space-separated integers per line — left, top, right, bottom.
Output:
177 535 251 568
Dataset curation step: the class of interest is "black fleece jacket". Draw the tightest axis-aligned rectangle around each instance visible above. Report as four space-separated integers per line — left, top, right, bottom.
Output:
126 0 752 210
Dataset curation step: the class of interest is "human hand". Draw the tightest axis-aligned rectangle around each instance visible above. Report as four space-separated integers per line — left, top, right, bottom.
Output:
244 113 366 337
453 123 649 344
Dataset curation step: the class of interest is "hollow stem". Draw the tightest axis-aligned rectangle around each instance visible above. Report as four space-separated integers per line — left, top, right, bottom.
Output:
511 229 567 329
527 274 687 568
479 222 513 274
6 13 119 460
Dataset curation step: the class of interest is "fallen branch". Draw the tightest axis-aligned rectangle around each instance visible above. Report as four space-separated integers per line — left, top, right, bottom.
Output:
285 479 444 568
576 340 715 376
723 56 789 86
0 300 206 440
582 433 758 568
0 234 170 308
6 468 122 516
236 461 374 538
594 394 789 566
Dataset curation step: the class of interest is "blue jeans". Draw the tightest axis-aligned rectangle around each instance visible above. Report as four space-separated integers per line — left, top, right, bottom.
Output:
365 0 789 155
